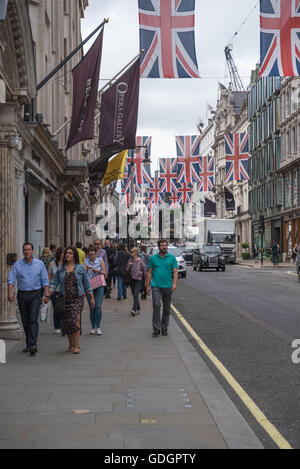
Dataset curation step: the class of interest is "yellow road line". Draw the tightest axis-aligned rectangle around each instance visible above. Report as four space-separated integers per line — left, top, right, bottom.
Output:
171 303 293 450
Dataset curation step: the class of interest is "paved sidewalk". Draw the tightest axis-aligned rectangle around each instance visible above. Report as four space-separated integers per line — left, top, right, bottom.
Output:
0 290 263 449
236 258 294 269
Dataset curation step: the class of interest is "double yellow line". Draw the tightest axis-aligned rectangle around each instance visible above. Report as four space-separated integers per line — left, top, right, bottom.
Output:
171 304 293 450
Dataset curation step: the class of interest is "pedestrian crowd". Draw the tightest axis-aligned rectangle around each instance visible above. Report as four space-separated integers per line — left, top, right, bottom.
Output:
7 239 178 356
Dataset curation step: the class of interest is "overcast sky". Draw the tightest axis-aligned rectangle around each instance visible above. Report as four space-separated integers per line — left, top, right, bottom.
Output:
81 0 260 171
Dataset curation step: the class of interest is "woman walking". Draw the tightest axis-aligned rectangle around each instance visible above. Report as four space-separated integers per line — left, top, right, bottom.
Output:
51 247 94 355
126 247 147 316
48 247 64 334
84 247 107 336
114 243 131 301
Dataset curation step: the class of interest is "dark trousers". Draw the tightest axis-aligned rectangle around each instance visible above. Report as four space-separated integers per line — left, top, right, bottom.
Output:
130 279 142 312
51 294 61 330
152 287 172 332
17 290 41 347
105 269 113 296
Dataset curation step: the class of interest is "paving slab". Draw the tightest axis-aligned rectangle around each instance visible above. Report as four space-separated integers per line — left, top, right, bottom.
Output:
0 294 263 449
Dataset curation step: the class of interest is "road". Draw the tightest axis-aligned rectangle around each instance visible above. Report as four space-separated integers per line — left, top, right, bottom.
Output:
172 264 300 449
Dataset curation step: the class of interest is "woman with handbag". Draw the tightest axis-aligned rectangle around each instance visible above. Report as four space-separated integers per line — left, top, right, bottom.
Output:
51 247 95 355
126 247 147 317
84 247 107 336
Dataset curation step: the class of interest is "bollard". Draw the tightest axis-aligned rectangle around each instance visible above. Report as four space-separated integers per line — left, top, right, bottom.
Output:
0 340 6 364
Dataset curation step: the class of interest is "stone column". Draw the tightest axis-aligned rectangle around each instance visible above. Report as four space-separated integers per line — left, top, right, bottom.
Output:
0 105 22 340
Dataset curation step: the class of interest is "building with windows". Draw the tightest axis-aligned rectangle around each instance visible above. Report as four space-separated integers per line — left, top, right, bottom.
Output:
278 77 300 259
0 0 89 340
248 67 282 253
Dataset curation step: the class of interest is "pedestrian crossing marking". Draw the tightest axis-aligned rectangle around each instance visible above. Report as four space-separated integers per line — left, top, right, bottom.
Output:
171 303 293 450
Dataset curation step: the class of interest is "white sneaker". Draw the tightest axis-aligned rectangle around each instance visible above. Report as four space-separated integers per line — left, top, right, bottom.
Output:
96 328 103 336
55 329 61 335
90 329 96 335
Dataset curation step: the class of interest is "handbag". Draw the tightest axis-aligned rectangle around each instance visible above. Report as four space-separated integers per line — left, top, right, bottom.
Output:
56 294 66 317
124 270 132 287
90 274 106 290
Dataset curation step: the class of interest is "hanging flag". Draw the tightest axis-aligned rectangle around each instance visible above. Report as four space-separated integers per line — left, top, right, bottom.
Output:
159 158 178 193
139 0 200 78
102 150 128 188
177 182 192 204
142 163 153 187
204 198 217 217
66 28 104 151
260 0 300 77
168 191 180 208
88 150 113 196
149 174 165 204
134 136 152 184
198 155 215 192
225 187 236 211
176 135 201 184
99 57 141 154
225 133 249 182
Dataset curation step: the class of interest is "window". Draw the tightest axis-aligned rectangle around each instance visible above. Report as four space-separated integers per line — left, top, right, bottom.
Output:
293 170 298 207
293 126 297 154
284 173 291 209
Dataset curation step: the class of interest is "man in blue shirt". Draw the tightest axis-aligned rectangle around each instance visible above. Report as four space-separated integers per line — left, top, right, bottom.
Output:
146 240 178 337
8 243 50 356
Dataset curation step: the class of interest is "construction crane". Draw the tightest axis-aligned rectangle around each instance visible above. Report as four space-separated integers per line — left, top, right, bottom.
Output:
224 44 245 92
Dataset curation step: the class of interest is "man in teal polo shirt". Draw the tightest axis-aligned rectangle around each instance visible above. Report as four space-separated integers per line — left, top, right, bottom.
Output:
146 240 178 337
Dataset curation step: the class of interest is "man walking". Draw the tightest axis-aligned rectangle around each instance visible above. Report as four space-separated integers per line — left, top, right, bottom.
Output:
104 239 115 298
270 240 279 266
146 240 178 337
8 243 50 356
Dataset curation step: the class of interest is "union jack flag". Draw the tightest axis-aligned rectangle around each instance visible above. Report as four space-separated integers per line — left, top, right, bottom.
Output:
260 0 300 76
138 0 200 78
177 182 192 204
197 155 215 192
121 161 142 202
159 158 178 193
225 133 249 183
134 136 152 185
149 173 165 204
176 135 201 184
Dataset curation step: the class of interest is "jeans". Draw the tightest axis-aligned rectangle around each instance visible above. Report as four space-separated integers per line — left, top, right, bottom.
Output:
17 290 42 347
51 293 61 330
87 287 105 329
272 253 279 265
152 287 172 332
117 275 127 299
131 279 142 312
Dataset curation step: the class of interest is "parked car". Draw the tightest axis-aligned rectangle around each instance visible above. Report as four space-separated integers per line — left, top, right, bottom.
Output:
192 244 226 272
180 247 194 265
148 245 187 278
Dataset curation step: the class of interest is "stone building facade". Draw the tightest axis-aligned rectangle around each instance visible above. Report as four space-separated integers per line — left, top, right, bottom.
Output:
0 0 89 340
278 77 300 258
211 83 249 255
248 68 282 253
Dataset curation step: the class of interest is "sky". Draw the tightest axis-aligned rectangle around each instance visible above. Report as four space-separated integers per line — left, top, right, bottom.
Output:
81 0 260 172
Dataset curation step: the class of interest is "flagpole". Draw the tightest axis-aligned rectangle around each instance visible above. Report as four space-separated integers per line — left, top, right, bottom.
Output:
53 50 144 139
37 18 109 91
